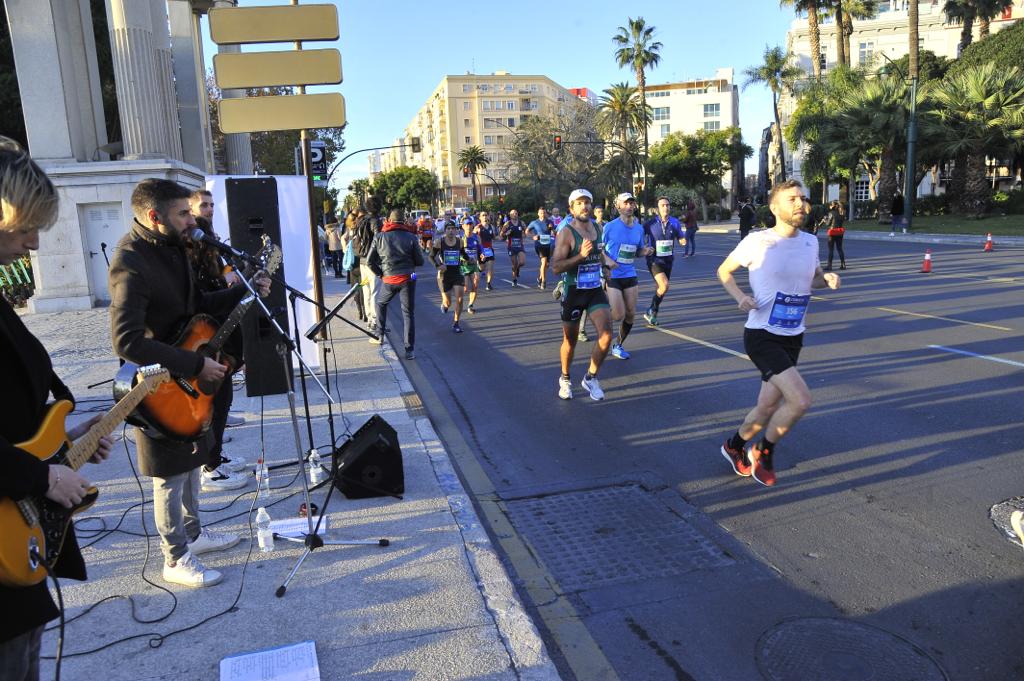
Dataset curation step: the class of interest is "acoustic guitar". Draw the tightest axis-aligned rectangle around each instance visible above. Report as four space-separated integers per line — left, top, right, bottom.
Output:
0 365 170 587
113 237 282 442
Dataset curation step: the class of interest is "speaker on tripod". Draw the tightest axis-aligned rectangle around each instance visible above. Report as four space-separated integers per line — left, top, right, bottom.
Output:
333 415 404 499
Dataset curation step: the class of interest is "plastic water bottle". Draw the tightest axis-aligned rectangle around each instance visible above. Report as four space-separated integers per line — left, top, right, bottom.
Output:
255 506 274 552
256 457 270 495
307 448 326 485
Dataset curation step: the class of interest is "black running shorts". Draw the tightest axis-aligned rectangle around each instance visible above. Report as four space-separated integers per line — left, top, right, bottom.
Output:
648 259 673 278
561 286 609 323
441 268 464 292
535 244 551 259
743 328 804 382
606 276 638 291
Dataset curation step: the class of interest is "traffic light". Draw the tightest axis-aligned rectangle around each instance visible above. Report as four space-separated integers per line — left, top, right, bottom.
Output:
462 167 469 178
499 196 504 204
553 135 562 151
410 136 421 154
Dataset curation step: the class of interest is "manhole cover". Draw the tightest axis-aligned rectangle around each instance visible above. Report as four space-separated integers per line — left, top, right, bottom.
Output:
989 497 1024 548
756 617 947 681
502 484 733 591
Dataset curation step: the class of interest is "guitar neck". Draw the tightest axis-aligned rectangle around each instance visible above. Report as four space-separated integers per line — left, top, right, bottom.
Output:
207 288 257 352
64 383 153 471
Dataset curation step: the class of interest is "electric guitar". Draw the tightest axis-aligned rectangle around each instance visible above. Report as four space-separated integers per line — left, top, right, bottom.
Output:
0 365 170 587
113 237 282 442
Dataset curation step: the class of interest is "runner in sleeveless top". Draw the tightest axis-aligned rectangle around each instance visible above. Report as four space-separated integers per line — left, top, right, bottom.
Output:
460 217 482 314
602 192 653 360
475 211 497 290
417 217 434 252
501 209 528 287
717 180 840 487
643 197 687 326
527 206 554 289
551 189 613 401
431 221 468 333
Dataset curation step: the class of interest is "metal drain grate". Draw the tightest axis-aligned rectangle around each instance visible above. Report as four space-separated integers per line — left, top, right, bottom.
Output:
756 618 948 681
401 391 428 420
502 484 733 591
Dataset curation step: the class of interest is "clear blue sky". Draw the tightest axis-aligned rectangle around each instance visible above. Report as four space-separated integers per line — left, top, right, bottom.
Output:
201 1 799 200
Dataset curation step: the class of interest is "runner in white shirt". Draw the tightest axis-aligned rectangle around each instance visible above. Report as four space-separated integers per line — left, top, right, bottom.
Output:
716 180 840 487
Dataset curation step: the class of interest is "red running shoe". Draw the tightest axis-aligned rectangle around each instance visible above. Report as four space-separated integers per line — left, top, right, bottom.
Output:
720 440 751 477
750 444 776 487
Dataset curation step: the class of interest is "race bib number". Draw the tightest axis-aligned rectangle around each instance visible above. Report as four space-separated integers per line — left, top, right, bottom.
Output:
538 234 551 245
577 263 602 289
616 243 637 265
510 237 522 248
443 250 460 266
482 247 494 258
465 248 478 259
423 229 433 238
656 239 673 257
768 293 810 328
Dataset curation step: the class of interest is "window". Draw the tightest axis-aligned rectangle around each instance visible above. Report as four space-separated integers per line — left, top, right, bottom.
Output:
530 84 538 92
464 118 470 127
480 84 490 92
484 135 494 145
507 117 515 127
483 118 495 129
485 186 494 197
654 107 670 121
854 179 870 201
660 124 670 137
465 136 471 144
858 41 874 65
650 91 670 98
504 84 513 92
703 103 720 118
483 101 492 111
463 101 470 111
462 84 471 94
496 135 504 145
704 121 720 131
506 101 515 110
819 51 827 72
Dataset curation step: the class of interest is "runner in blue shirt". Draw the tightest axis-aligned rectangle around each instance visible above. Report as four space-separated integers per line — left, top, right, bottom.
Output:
642 196 687 326
500 209 528 287
460 218 482 314
474 211 497 291
602 192 653 360
527 206 554 289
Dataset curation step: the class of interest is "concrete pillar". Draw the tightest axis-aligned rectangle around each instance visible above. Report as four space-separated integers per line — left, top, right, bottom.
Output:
150 0 184 161
104 0 171 159
5 0 107 162
168 0 213 172
213 1 254 175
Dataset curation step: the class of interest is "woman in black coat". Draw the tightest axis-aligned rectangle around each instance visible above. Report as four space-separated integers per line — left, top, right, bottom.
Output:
0 137 112 680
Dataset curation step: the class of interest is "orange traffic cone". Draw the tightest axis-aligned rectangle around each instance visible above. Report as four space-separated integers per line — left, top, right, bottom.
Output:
984 233 994 252
920 249 933 273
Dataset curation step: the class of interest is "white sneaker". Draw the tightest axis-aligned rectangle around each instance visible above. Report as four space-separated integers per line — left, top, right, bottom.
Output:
163 551 222 587
558 376 573 400
201 467 247 491
225 413 246 427
580 375 605 401
218 455 246 473
188 528 240 555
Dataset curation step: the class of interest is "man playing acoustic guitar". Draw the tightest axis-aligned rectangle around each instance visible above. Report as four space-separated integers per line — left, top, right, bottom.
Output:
109 179 270 588
0 138 114 681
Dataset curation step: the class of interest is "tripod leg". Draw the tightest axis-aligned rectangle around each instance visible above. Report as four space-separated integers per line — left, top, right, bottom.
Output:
276 547 312 598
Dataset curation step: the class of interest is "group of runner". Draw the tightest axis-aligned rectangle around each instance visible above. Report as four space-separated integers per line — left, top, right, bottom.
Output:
417 179 840 488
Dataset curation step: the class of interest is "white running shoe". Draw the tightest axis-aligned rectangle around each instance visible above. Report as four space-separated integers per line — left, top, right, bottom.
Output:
163 550 223 587
557 376 573 400
580 375 604 401
218 455 246 472
188 528 240 555
225 413 246 427
201 467 247 491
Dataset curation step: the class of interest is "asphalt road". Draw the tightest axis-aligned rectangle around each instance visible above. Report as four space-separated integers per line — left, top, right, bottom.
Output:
385 231 1024 681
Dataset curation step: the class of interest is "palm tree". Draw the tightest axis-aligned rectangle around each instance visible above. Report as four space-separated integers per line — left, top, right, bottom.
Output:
926 63 1024 216
743 46 803 183
839 0 879 67
781 0 826 79
944 0 977 53
908 0 919 78
613 16 663 187
830 0 847 66
596 82 648 147
457 145 488 206
975 0 1014 38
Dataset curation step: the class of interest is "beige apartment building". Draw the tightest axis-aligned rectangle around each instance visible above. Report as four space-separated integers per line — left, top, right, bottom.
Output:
375 72 579 209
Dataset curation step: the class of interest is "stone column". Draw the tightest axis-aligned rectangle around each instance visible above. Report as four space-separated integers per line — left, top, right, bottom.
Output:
5 0 107 162
150 0 184 161
213 0 254 175
168 0 214 172
104 0 171 159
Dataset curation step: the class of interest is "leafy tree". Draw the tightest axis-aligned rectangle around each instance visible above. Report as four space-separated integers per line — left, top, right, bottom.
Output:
648 127 751 220
879 50 952 82
949 16 1024 77
371 166 438 213
743 46 802 183
940 0 1013 52
781 0 826 79
613 17 662 187
596 82 649 188
456 145 489 205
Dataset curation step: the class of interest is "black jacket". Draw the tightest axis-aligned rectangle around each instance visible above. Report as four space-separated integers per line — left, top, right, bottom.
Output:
367 225 424 278
0 297 84 642
108 221 246 477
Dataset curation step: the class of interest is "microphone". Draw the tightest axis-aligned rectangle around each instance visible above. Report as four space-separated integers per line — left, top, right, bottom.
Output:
189 229 260 266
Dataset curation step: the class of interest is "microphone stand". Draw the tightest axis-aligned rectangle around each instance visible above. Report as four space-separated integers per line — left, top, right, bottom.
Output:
232 272 389 599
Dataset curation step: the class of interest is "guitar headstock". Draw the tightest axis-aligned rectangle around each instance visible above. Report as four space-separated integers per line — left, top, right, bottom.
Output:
136 365 171 393
256 235 283 277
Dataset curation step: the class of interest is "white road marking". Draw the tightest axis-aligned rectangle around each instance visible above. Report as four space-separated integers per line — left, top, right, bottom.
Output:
877 306 1013 332
648 324 750 361
927 345 1024 369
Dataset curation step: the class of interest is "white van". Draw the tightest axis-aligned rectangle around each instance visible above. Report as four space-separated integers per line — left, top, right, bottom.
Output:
409 209 431 222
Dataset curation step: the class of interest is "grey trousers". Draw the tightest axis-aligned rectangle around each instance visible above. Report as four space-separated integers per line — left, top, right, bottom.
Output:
359 263 381 326
153 467 202 563
0 625 43 681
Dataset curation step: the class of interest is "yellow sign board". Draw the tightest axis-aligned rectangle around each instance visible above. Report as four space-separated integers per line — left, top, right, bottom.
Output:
218 93 346 133
213 49 342 89
209 5 339 44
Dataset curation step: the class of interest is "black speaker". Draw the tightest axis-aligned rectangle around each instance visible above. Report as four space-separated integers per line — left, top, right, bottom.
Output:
333 415 404 499
225 177 292 397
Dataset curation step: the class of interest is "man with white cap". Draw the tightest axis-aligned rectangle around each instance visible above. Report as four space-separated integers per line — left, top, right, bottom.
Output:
551 189 613 400
602 192 653 360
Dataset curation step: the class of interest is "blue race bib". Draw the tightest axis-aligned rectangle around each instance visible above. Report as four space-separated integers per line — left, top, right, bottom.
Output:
510 237 522 248
577 263 602 289
768 293 810 328
482 247 494 258
443 250 460 266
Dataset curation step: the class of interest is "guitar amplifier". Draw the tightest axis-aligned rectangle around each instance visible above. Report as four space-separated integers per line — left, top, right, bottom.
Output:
225 177 293 397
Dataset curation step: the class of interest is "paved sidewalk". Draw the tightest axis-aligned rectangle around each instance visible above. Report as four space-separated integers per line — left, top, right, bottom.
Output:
20 276 559 681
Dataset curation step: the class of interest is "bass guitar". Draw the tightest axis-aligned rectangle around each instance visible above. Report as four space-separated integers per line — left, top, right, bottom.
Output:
0 365 170 587
114 237 282 442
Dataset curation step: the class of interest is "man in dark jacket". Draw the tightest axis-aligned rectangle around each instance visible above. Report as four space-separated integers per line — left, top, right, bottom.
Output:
738 196 756 241
355 197 382 332
367 208 424 360
108 178 269 588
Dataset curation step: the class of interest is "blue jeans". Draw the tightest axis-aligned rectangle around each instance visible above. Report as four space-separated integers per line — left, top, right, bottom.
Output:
684 228 697 255
376 279 416 351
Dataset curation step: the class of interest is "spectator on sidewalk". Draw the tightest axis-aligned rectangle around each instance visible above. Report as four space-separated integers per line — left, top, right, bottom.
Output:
354 198 382 332
366 208 424 360
738 196 756 241
683 201 699 256
325 220 344 278
890 189 905 234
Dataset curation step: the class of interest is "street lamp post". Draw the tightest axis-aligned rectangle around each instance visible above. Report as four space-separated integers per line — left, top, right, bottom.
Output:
879 52 918 233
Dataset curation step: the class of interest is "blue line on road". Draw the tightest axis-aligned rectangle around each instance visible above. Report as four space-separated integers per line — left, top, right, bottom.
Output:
927 345 1024 369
